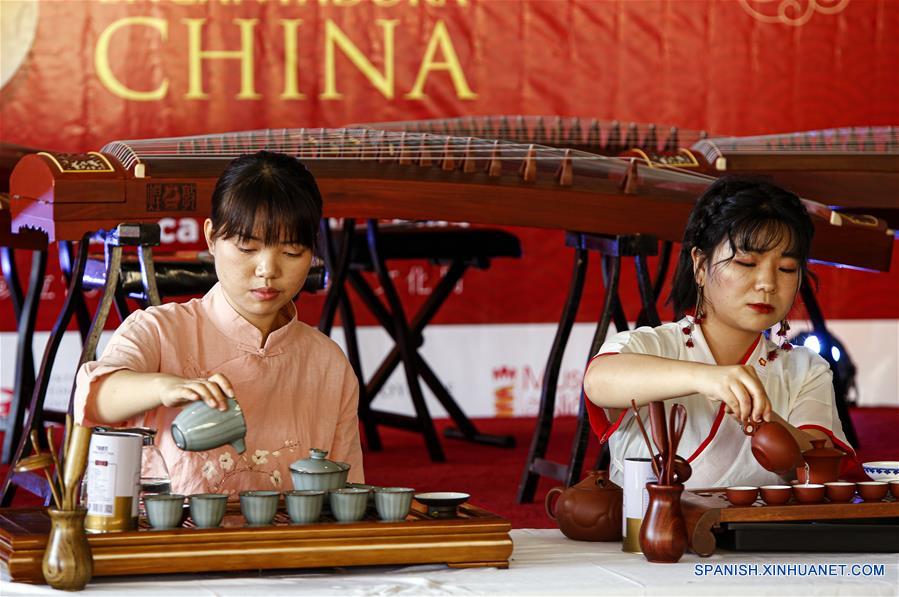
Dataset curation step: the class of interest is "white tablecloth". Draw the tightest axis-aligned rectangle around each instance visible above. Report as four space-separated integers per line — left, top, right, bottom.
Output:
2 529 897 596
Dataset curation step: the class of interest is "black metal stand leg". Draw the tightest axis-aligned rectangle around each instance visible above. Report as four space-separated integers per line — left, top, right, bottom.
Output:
516 245 589 503
1 249 46 465
138 245 162 306
2 235 90 506
58 241 92 342
800 277 858 447
635 240 671 328
518 234 660 501
366 220 445 462
348 265 462 399
1 247 25 318
565 254 623 488
318 219 355 336
77 244 123 371
348 262 515 450
601 256 629 333
316 220 378 449
341 293 381 451
113 284 131 323
634 253 662 327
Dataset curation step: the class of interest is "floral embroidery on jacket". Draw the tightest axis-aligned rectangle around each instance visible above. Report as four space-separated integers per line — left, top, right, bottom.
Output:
204 439 301 492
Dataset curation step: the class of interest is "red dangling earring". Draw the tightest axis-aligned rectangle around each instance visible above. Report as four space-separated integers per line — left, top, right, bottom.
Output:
777 319 793 352
683 285 704 348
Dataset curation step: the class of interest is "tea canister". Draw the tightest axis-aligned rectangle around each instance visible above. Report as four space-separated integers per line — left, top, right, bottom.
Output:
83 430 142 533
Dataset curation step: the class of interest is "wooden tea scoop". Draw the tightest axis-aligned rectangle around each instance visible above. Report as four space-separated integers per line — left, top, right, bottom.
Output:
46 427 66 499
648 402 669 483
665 404 688 485
28 429 64 506
14 453 61 508
631 400 661 479
64 413 73 459
62 424 92 510
653 454 692 485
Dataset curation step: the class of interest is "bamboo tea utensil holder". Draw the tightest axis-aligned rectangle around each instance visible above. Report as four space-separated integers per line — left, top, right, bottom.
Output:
42 508 93 591
639 483 688 563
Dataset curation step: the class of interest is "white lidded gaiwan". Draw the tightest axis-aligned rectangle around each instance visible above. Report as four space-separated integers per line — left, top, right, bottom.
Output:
289 448 350 491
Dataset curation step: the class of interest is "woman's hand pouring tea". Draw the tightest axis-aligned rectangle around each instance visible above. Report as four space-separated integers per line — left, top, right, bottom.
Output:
697 364 772 425
160 373 235 411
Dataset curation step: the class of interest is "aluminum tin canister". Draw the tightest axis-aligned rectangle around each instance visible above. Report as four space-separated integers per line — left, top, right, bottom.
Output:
84 430 142 533
622 457 657 553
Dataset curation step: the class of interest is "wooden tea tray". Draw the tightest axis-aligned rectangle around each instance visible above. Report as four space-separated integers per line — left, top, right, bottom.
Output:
682 488 899 556
0 502 512 584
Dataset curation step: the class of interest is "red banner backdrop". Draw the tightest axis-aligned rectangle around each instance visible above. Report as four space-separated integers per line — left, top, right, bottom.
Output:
1 0 898 333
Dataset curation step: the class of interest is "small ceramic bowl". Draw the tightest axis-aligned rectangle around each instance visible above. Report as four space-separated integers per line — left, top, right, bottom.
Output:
330 488 370 522
239 490 280 526
861 461 899 482
189 493 228 528
793 483 826 504
414 492 470 519
285 490 325 524
824 482 856 503
890 481 899 499
374 487 415 522
759 485 792 506
725 486 758 507
857 481 888 502
144 494 185 529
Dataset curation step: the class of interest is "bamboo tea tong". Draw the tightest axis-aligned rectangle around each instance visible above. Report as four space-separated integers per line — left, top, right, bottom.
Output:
13 423 92 511
631 399 690 485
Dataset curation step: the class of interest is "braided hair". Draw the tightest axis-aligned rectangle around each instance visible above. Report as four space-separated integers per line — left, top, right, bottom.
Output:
668 176 815 316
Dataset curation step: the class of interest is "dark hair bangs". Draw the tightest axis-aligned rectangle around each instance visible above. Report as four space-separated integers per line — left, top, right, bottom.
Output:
215 183 318 248
725 217 807 263
209 151 323 250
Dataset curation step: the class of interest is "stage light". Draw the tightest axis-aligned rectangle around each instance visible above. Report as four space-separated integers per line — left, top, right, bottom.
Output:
798 333 841 362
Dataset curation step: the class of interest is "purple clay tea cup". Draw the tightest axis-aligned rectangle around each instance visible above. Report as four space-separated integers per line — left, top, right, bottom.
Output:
857 481 888 502
824 482 856 503
759 485 792 506
725 486 759 507
890 481 899 499
793 483 825 504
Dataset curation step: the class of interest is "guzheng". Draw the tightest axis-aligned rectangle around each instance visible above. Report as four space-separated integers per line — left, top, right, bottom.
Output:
351 115 709 160
689 127 899 229
354 120 895 271
8 128 893 271
1 144 47 250
354 118 899 232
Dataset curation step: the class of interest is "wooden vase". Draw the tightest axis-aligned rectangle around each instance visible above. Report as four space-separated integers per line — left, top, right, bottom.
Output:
638 483 688 563
42 508 93 591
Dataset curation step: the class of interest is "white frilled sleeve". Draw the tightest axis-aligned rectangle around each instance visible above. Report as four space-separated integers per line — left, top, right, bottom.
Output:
586 325 670 443
785 347 855 457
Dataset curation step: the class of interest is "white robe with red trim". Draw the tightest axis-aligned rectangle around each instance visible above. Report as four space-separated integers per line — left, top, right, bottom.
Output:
587 317 854 489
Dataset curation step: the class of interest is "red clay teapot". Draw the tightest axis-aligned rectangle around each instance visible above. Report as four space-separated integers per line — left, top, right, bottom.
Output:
796 438 845 484
743 420 803 475
545 470 622 542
